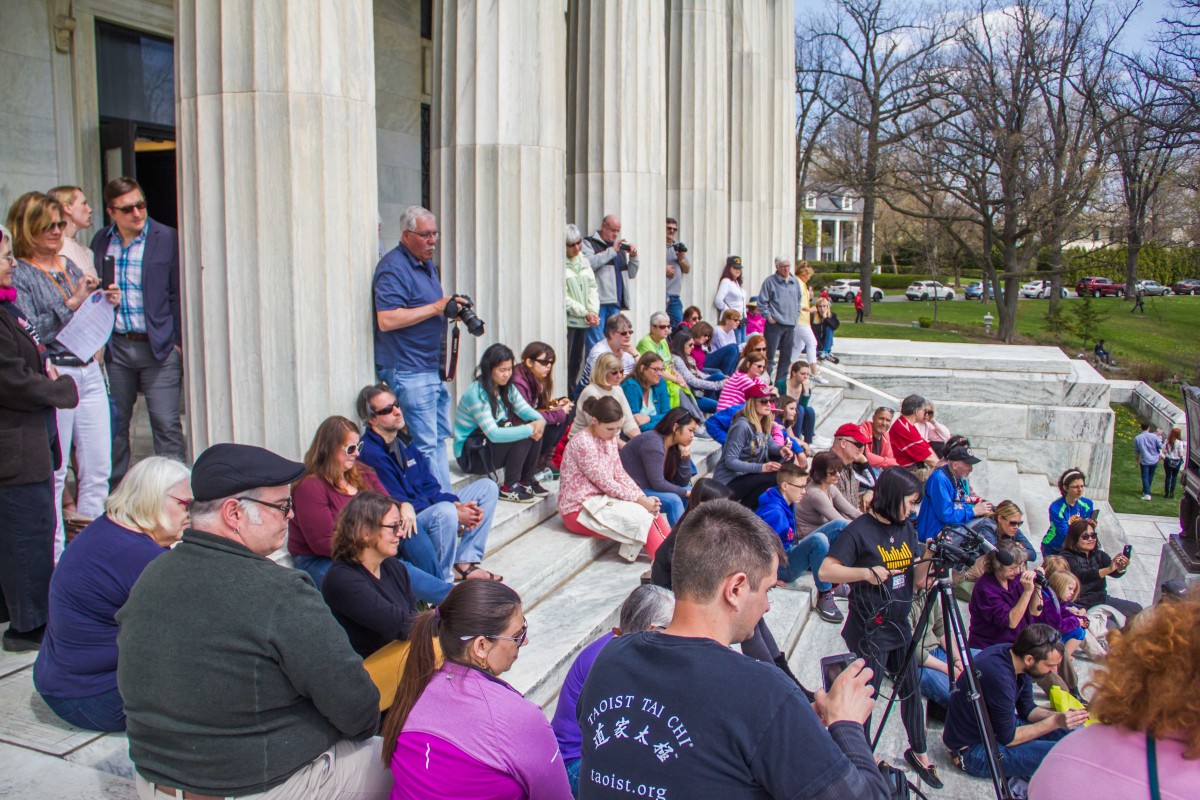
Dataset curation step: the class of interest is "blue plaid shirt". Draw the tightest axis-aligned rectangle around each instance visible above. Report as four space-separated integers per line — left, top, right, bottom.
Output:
106 221 149 334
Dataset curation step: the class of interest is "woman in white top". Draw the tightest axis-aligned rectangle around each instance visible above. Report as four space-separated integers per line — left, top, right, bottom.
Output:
570 352 641 442
713 255 747 344
711 308 741 350
1162 426 1185 499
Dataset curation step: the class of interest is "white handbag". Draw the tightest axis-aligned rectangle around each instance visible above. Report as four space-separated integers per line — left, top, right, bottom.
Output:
576 494 654 561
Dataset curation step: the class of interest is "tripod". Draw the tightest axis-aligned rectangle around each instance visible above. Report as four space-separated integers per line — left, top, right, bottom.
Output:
872 556 1014 800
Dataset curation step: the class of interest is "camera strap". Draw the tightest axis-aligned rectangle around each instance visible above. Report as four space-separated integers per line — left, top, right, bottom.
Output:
441 323 459 383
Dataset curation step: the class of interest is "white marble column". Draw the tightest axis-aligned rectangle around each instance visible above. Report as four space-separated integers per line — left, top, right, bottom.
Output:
176 0 378 458
568 0 667 331
835 219 842 262
666 0 729 310
727 0 772 290
768 0 797 261
432 0 567 391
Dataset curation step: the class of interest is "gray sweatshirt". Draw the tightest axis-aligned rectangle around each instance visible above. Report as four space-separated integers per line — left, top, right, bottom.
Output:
582 232 641 305
117 529 380 796
713 416 782 483
757 272 801 325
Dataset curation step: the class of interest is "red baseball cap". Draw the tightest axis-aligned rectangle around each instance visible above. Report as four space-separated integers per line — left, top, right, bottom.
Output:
834 422 871 444
744 384 773 400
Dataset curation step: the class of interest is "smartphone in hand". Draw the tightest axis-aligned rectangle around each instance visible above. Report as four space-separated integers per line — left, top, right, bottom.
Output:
102 256 115 289
1122 544 1133 560
820 653 857 693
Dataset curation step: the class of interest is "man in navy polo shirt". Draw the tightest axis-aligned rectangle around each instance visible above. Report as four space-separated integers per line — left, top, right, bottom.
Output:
374 206 455 491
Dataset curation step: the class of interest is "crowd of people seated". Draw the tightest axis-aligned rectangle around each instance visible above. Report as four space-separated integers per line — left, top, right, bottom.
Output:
3 202 1191 800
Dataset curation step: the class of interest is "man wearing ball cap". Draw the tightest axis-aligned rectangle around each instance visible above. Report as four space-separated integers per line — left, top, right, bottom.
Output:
117 443 392 799
830 422 873 512
916 445 995 543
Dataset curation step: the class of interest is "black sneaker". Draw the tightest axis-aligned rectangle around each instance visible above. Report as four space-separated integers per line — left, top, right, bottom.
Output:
525 479 550 498
815 591 844 623
2 625 45 653
499 484 536 504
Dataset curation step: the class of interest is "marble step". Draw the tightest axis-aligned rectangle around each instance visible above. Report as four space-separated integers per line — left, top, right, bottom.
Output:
974 459 1023 508
832 338 1074 375
834 363 1109 410
0 669 106 757
0 740 135 799
765 579 817 658
814 398 872 439
485 516 617 613
507 556 648 707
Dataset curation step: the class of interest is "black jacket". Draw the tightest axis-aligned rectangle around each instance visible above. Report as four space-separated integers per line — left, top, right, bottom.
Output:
1062 547 1123 608
0 303 78 485
90 218 181 361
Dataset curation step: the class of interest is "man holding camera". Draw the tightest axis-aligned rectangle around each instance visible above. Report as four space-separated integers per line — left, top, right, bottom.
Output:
664 218 690 327
943 624 1088 782
582 214 640 348
374 205 464 492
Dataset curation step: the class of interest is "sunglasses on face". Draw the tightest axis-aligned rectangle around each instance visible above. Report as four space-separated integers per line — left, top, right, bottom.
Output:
111 200 147 215
43 221 68 233
534 357 555 365
371 402 399 417
344 441 364 456
1079 533 1097 541
461 621 529 645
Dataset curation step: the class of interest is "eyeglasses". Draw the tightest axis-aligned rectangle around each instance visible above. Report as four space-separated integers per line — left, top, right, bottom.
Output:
1007 519 1024 527
666 226 678 232
237 496 295 516
654 324 671 329
461 620 528 645
169 494 193 510
753 346 767 352
607 368 624 376
616 330 633 336
43 221 68 232
783 481 809 491
370 402 399 417
380 522 403 536
1066 483 1085 491
407 230 439 239
1079 533 1097 541
534 357 555 365
649 366 664 373
343 440 364 456
839 437 867 449
111 200 147 215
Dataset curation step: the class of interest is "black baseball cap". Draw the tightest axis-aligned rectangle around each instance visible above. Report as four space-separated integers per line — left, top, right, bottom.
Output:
944 446 981 465
191 443 305 502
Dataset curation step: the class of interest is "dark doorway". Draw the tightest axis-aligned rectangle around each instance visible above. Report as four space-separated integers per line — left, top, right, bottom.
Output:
95 21 176 228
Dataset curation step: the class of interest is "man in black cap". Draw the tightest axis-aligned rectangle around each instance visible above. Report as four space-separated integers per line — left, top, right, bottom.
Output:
116 443 391 800
916 445 994 543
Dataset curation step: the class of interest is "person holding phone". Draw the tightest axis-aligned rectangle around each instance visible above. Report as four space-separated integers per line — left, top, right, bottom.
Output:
8 192 120 562
1060 518 1141 622
819 467 941 789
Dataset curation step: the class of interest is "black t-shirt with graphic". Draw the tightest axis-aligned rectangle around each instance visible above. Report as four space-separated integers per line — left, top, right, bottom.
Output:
577 631 888 800
827 512 920 651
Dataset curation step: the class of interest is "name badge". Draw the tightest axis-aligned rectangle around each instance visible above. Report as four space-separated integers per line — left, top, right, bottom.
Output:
892 573 906 590
406 459 417 467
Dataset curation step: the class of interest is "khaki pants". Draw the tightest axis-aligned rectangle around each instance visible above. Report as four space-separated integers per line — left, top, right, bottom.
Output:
135 738 393 800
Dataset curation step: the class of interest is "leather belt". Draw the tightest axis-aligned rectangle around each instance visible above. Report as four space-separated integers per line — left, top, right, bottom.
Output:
151 784 225 800
47 354 93 367
113 331 150 341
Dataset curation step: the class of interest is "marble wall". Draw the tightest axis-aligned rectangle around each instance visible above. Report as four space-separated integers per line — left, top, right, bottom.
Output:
374 0 426 247
0 1 61 204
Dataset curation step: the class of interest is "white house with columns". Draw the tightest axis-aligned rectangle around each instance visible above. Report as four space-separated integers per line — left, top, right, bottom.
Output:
1 0 796 461
800 185 863 264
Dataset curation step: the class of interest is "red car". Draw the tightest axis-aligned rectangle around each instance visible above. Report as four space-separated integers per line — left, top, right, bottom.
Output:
1075 276 1123 297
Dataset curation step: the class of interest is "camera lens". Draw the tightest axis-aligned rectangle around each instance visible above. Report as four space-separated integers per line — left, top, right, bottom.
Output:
460 307 485 337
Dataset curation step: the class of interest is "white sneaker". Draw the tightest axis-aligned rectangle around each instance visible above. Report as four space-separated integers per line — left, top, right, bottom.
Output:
1141 494 1152 501
811 435 833 450
812 374 830 385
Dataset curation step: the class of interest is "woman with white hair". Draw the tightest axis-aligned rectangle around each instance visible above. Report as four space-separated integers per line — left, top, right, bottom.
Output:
33 456 192 731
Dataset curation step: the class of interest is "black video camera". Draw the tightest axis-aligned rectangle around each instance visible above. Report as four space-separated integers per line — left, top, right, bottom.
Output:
672 242 688 253
444 294 485 337
928 525 992 571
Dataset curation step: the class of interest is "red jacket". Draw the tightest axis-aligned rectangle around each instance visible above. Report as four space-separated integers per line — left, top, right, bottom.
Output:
854 292 864 310
859 421 899 469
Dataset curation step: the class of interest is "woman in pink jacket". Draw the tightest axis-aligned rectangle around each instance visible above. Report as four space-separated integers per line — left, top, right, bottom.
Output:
557 395 670 561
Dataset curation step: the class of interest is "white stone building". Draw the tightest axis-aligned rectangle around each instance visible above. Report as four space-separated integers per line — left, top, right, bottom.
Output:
799 185 862 263
1 0 796 460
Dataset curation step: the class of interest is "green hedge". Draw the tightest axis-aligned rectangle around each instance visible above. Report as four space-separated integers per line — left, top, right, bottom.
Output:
808 272 972 291
1060 246 1200 286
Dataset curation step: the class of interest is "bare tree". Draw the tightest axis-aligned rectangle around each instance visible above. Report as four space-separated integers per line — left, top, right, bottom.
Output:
795 29 841 262
800 0 957 314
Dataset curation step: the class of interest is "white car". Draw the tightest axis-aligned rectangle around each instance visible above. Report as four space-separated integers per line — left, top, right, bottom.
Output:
1020 280 1068 299
826 278 884 303
905 280 954 301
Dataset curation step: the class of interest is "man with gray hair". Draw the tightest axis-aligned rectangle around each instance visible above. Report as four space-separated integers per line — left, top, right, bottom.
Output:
889 393 940 479
758 255 802 382
582 214 640 348
373 205 457 491
636 311 689 406
117 443 391 799
578 500 888 799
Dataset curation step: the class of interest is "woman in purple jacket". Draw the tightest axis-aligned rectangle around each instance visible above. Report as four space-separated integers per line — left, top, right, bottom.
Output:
380 580 572 800
512 342 572 473
967 539 1048 650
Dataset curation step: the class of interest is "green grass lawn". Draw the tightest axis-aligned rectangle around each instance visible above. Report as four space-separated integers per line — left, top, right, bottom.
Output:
845 294 1200 404
1108 404 1184 516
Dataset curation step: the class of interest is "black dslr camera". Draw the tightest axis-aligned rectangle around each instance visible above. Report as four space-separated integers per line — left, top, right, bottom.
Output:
444 294 485 336
672 242 688 253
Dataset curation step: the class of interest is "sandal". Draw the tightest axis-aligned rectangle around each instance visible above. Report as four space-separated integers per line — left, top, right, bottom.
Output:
454 563 503 582
904 748 944 789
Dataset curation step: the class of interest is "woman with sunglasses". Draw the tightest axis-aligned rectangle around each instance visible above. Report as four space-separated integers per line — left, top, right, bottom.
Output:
33 457 190 731
320 491 424 710
512 342 572 473
290 416 452 600
619 408 697 525
381 580 572 800
713 384 793 510
621 352 671 433
1060 518 1141 622
716 351 771 412
569 352 641 444
669 329 724 413
8 192 121 561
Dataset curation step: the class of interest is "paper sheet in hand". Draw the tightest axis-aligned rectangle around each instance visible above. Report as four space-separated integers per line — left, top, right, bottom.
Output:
55 292 114 359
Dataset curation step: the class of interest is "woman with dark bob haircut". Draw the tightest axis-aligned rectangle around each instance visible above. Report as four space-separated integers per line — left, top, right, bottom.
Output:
820 467 942 789
381 580 572 798
1029 595 1200 798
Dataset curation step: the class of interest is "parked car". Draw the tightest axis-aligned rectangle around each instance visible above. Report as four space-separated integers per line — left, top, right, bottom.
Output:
1134 279 1171 296
965 280 993 300
827 278 884 303
1076 276 1125 297
905 280 955 301
1020 280 1068 299
1170 278 1200 295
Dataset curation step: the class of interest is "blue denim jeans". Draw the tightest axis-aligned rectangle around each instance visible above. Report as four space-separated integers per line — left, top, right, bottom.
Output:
1140 463 1157 496
40 686 126 732
293 555 333 588
778 519 848 589
666 295 683 328
705 343 741 377
587 303 623 348
818 327 835 357
378 368 453 492
645 490 686 526
792 404 816 443
919 645 951 709
417 479 498 580
565 757 582 796
959 726 1071 780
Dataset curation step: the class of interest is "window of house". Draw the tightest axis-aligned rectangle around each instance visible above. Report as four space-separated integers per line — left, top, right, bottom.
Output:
842 195 854 211
805 192 816 210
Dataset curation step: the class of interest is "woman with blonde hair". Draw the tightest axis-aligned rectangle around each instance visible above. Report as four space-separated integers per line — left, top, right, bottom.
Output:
1029 595 1200 799
34 457 191 731
713 384 792 509
570 352 641 441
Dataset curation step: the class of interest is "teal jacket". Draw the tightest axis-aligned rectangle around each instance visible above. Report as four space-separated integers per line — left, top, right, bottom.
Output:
453 380 543 457
621 375 670 432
